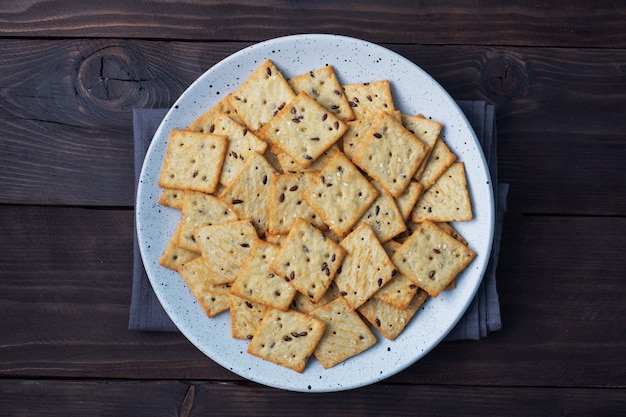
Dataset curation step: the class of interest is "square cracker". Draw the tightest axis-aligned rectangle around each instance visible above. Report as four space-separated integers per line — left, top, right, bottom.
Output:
288 65 355 122
178 257 231 318
401 113 442 179
290 282 341 314
416 137 457 189
247 308 326 373
358 288 428 340
268 172 326 235
193 219 258 285
357 181 407 243
310 297 377 369
395 181 424 221
302 152 379 237
436 222 468 245
230 239 297 311
258 91 347 168
159 222 200 271
178 190 239 253
411 162 473 223
158 188 184 210
403 222 465 291
401 114 442 150
219 152 277 236
187 93 243 132
373 240 420 309
227 59 296 132
341 118 376 160
210 113 268 187
342 80 396 120
352 112 429 197
391 220 476 297
270 218 346 303
333 223 397 310
229 294 268 340
158 129 228 194
277 144 341 174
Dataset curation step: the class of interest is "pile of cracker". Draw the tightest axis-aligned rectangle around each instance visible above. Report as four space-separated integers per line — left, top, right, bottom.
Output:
157 59 476 373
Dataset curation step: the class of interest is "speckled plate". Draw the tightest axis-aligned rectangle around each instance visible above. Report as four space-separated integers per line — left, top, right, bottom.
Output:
136 34 494 392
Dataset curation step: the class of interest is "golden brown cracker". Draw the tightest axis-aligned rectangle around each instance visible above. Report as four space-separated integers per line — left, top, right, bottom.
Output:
258 91 347 168
416 137 457 188
352 112 429 197
219 152 277 236
178 190 239 252
342 80 396 120
358 289 428 340
310 297 377 368
357 181 407 243
289 65 355 122
179 257 231 317
391 220 475 297
230 239 297 311
158 129 228 194
187 94 243 132
268 172 326 235
210 113 268 187
193 219 258 285
227 59 296 131
159 222 200 271
333 223 397 309
229 294 268 340
158 188 184 210
270 218 346 303
247 308 326 373
411 162 473 223
302 152 379 237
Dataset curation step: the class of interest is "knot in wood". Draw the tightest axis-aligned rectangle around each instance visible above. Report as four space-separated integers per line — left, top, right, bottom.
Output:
482 52 530 100
75 44 153 111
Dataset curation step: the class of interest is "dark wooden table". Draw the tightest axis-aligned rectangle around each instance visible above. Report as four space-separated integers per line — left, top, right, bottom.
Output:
1 1 625 415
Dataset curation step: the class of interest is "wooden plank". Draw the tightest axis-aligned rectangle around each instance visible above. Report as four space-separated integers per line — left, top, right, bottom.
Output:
0 204 236 380
2 40 626 213
0 39 245 206
1 379 625 416
1 1 625 48
497 132 626 215
404 44 626 215
393 214 626 387
1 205 624 387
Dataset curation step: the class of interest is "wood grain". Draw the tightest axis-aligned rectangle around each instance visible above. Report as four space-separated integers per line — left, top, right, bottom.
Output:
1 2 625 412
1 40 625 214
0 39 244 206
0 205 236 380
1 379 625 417
1 205 624 388
1 1 625 48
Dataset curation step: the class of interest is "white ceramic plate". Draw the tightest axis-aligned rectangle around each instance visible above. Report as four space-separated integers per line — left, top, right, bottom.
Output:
136 34 494 392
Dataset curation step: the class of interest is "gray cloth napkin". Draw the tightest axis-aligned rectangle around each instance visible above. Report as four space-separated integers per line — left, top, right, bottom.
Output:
129 102 507 340
131 108 176 331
